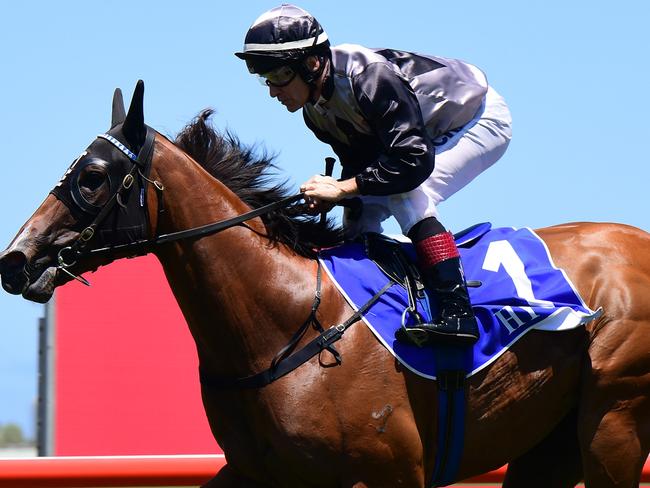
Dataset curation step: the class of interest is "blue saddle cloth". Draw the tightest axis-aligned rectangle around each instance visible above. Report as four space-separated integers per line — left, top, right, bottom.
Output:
319 225 601 379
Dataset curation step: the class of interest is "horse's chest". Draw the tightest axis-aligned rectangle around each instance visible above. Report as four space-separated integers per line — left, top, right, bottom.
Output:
209 406 338 485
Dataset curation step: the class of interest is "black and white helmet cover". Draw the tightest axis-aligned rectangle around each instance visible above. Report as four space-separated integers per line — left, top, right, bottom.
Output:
235 4 330 75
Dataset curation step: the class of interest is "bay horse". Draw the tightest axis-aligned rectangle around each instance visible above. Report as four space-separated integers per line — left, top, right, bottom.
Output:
1 82 650 487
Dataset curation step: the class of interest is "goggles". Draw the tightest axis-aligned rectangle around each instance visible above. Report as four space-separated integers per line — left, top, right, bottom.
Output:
257 64 298 88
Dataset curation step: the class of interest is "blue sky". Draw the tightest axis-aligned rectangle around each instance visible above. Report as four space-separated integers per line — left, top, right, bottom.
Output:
1 1 649 439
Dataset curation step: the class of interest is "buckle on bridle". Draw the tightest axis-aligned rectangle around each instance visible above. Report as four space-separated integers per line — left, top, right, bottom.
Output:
80 227 95 242
122 174 134 189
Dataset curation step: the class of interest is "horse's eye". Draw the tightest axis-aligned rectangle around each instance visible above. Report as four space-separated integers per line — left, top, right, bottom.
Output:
80 170 106 192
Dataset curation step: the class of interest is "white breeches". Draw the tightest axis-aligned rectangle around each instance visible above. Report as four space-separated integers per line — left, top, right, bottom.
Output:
344 85 512 236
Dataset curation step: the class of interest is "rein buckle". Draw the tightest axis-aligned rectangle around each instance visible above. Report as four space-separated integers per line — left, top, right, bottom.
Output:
80 227 95 242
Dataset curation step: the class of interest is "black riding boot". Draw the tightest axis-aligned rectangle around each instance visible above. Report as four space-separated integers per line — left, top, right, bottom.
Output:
398 257 479 347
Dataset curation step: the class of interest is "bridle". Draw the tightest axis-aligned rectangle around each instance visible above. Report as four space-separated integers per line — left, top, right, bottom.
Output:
55 126 304 285
53 125 390 391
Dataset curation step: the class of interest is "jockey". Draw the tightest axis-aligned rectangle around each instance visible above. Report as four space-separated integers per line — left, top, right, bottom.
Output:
235 4 512 347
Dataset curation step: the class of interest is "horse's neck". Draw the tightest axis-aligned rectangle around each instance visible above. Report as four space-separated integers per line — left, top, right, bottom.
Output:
149 139 318 377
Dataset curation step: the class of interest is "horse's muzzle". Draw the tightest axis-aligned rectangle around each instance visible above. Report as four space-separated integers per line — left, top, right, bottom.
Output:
0 250 30 295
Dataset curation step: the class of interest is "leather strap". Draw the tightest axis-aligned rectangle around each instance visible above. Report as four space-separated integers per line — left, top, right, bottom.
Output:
86 192 305 260
430 345 470 487
57 127 157 268
199 279 393 391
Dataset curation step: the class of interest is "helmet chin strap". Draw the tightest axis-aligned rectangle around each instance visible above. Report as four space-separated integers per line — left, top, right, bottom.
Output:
306 57 329 103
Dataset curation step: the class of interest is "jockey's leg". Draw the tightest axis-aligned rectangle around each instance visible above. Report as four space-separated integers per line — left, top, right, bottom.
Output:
395 217 479 346
342 199 390 239
386 89 510 347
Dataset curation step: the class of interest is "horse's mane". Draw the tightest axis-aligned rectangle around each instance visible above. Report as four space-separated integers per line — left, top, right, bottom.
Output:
174 110 343 258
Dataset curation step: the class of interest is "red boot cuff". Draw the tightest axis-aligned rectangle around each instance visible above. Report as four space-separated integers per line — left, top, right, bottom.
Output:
414 232 460 268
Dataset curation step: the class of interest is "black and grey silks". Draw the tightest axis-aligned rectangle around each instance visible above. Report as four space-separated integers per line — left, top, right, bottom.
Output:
303 45 488 196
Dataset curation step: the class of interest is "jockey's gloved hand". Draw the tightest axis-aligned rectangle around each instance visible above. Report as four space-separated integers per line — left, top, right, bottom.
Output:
294 199 336 216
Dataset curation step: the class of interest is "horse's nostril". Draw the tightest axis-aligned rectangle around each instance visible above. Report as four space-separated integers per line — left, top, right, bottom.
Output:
0 251 28 277
0 251 30 296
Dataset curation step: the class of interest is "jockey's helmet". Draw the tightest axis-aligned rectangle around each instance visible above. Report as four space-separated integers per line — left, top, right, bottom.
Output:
235 4 330 86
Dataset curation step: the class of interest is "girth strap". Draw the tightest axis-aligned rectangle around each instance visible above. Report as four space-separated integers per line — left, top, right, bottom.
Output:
430 345 470 487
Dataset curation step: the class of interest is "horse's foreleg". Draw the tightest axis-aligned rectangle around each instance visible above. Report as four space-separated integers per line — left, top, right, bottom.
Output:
202 464 270 488
502 408 583 487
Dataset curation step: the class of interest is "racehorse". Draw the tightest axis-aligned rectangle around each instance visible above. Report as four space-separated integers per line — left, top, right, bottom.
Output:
1 82 649 488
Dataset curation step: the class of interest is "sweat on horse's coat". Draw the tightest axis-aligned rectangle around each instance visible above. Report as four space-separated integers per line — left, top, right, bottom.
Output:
2 82 650 487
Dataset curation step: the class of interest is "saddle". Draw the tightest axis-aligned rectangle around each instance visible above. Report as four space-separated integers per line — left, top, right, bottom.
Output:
361 222 493 302
362 232 425 304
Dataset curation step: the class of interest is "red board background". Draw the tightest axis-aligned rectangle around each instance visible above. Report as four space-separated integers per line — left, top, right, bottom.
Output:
54 255 220 455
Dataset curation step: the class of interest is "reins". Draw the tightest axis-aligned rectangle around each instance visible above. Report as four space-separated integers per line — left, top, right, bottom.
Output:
57 127 304 278
56 127 392 390
86 191 305 259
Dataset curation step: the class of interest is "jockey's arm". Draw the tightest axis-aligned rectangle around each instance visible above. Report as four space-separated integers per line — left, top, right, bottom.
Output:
300 62 436 209
351 63 436 196
300 175 359 213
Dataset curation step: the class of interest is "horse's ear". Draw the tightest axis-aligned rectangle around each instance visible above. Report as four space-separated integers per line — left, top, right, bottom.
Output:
122 80 146 149
111 88 126 128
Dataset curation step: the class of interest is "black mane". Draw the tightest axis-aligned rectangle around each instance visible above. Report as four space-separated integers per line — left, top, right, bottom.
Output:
174 110 343 258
